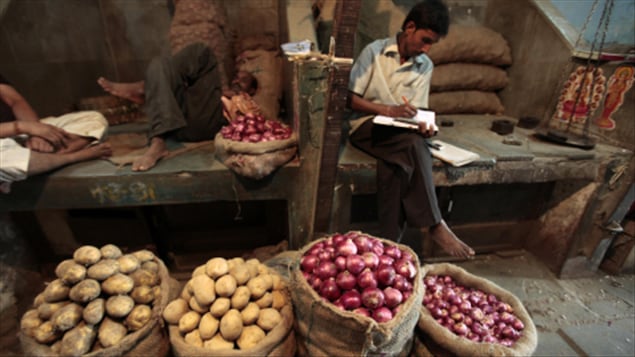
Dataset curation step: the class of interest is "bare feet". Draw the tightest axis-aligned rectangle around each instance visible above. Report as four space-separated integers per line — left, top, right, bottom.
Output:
132 137 168 172
429 220 475 259
97 77 145 105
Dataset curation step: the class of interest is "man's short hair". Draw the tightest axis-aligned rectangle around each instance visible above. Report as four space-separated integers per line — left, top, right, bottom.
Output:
402 0 450 36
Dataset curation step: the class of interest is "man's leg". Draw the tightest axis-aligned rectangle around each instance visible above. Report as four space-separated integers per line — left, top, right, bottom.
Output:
27 143 112 176
97 78 145 104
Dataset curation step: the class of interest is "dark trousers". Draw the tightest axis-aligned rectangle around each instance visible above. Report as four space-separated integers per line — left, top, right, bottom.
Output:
144 42 224 141
350 120 442 242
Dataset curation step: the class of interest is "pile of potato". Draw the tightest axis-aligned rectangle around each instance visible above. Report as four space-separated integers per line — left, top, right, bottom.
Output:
163 257 290 351
20 245 162 356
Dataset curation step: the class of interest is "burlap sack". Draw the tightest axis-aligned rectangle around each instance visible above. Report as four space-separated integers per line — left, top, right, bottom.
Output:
428 25 512 66
414 263 538 357
291 234 424 356
429 91 505 115
236 50 283 121
168 304 296 356
431 63 509 92
19 258 177 357
214 131 298 180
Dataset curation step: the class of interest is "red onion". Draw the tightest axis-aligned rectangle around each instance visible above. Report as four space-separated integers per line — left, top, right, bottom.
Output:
301 254 319 273
336 239 358 257
319 278 341 301
353 236 373 253
383 245 402 260
370 241 385 256
361 288 385 309
334 256 347 271
512 318 525 331
470 307 484 321
392 275 413 292
335 271 357 291
331 234 346 246
340 290 362 310
308 275 322 290
376 264 396 287
315 261 338 280
378 255 395 267
357 269 378 290
353 307 370 317
383 287 403 308
372 307 393 323
450 312 464 322
361 252 379 270
482 335 498 344
394 259 416 279
317 249 332 261
453 322 469 336
345 254 365 275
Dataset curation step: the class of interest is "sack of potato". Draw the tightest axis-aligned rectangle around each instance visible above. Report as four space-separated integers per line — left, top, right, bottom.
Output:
290 231 424 356
413 263 537 357
165 257 296 356
19 245 174 357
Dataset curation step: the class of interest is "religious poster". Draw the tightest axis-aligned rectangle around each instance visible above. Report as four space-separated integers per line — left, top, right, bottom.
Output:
552 65 606 132
595 65 635 130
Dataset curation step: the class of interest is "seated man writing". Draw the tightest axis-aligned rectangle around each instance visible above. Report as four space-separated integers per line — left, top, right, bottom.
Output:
0 74 111 193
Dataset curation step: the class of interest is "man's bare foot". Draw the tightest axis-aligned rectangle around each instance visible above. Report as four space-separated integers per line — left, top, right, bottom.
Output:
429 220 475 259
69 142 113 161
97 77 145 105
132 137 168 172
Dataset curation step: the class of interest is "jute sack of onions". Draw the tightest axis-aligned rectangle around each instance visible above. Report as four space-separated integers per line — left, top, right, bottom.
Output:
214 112 298 180
414 263 537 357
291 231 424 356
19 245 177 357
165 257 296 356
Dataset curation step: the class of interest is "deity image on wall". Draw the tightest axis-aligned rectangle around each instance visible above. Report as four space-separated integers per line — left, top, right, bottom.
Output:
553 65 606 126
595 65 635 130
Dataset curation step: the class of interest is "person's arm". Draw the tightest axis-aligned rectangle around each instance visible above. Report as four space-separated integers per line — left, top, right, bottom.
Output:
0 83 39 122
349 92 416 118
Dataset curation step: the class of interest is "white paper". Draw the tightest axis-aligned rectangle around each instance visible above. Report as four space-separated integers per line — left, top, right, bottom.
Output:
428 140 480 167
373 109 437 130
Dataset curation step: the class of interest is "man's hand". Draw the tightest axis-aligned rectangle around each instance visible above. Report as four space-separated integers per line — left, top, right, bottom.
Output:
17 121 70 152
386 104 417 118
418 120 438 138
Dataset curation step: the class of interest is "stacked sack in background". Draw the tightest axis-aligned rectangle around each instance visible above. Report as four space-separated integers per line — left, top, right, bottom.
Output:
163 256 295 356
427 25 512 115
19 245 176 357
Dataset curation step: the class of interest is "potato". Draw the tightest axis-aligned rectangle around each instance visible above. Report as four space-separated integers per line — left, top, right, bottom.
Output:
117 254 140 274
246 276 270 299
229 263 251 286
87 259 119 280
60 323 96 357
236 325 266 350
271 274 286 291
205 257 229 279
215 275 237 298
38 301 69 320
178 311 201 334
210 297 231 318
33 321 62 344
106 295 135 318
101 273 134 295
230 286 251 310
69 279 101 303
258 273 274 290
52 303 83 332
60 260 86 285
204 333 234 350
219 309 243 341
254 292 273 309
189 296 209 314
50 340 62 354
184 329 204 347
125 305 152 331
132 249 155 263
42 279 70 303
257 308 282 331
227 257 245 271
191 275 216 306
245 259 260 278
191 265 207 278
83 298 105 325
20 309 42 336
100 244 122 259
199 313 219 340
141 261 159 273
152 285 162 302
73 245 102 266
181 281 193 301
162 298 189 324
240 302 260 325
32 293 45 308
257 263 270 276
129 268 159 287
131 285 155 304
98 317 127 348
271 290 287 310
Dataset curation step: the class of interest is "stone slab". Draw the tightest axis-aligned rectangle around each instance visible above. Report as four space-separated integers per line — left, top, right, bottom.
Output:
560 318 635 357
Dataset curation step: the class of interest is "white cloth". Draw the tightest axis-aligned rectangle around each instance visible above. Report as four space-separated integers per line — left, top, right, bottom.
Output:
0 111 108 193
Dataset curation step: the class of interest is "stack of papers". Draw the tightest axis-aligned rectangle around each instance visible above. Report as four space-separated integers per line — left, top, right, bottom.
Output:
373 109 436 130
427 140 480 167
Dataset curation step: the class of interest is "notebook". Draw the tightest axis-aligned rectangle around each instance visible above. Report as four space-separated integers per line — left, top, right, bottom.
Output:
427 140 480 167
372 109 436 130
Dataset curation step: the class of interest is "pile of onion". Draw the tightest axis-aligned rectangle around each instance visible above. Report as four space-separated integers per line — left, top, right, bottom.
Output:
220 113 292 142
422 274 525 347
300 231 418 323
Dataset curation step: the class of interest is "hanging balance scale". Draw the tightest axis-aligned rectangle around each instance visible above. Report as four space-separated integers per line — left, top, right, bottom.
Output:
536 0 615 150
